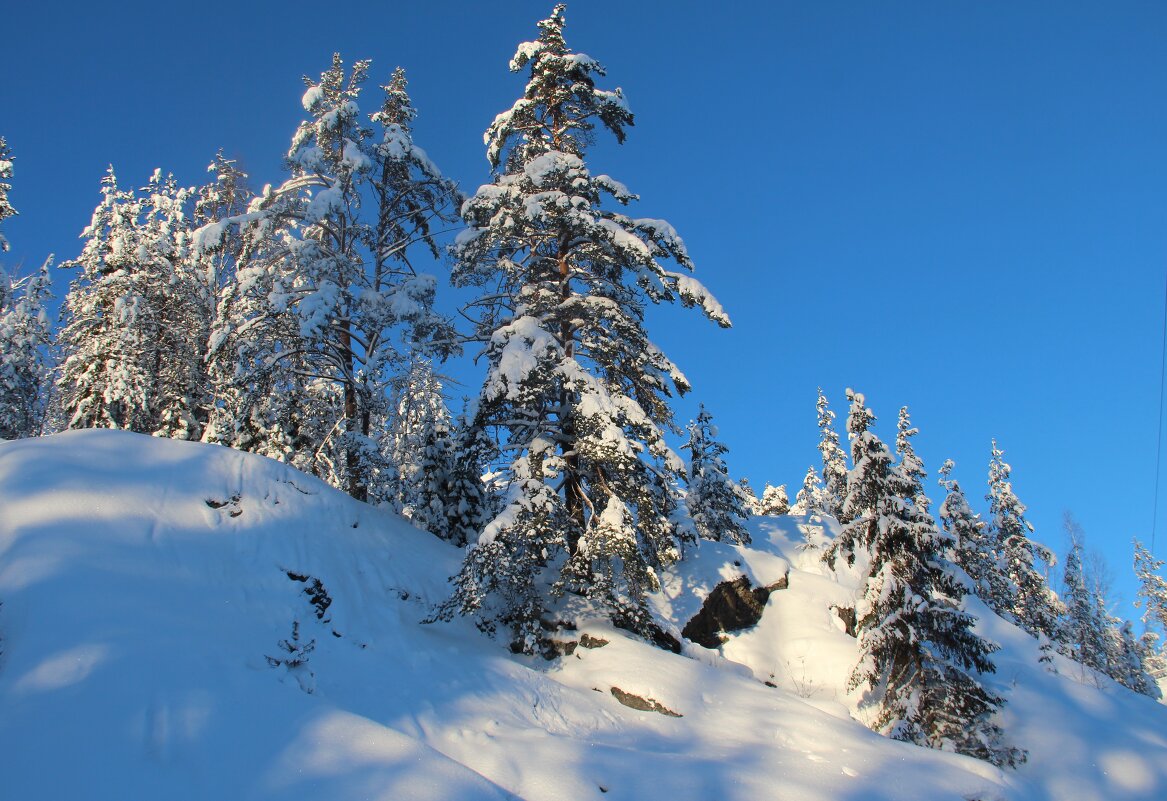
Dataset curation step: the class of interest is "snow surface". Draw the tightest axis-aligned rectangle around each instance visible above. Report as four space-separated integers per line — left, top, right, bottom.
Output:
2 431 1166 800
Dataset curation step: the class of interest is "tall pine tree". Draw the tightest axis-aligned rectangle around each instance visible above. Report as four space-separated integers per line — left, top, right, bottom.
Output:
197 57 458 500
438 6 729 652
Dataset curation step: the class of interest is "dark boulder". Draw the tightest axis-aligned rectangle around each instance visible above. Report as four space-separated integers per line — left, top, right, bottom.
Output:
682 573 788 649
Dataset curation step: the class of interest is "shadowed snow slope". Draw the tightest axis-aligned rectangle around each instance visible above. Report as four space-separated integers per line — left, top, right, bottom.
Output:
1 431 1165 800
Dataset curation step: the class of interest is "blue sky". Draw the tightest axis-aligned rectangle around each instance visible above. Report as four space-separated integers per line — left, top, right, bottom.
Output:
3 2 1165 617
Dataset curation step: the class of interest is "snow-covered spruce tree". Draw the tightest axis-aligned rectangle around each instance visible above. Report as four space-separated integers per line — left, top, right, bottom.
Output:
895 407 929 514
58 168 211 437
1132 539 1167 681
816 388 849 520
826 391 1021 766
0 259 53 439
684 405 750 544
197 57 458 500
986 441 1062 653
0 142 55 440
823 390 892 569
1111 619 1161 697
195 152 256 445
937 459 996 601
1060 530 1108 673
381 355 452 519
0 137 15 252
790 465 828 516
737 477 760 515
1134 539 1167 641
757 483 790 516
438 6 730 652
440 404 497 547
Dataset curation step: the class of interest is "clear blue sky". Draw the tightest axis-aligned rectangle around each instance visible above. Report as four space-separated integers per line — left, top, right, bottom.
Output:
3 2 1165 618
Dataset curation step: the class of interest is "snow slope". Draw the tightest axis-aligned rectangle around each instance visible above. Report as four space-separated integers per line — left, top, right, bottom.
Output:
1 431 1165 800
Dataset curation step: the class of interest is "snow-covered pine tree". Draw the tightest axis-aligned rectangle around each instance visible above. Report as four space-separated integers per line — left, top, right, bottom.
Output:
824 390 892 569
439 6 730 652
381 355 452 517
0 259 53 439
737 477 760 515
143 172 214 440
1134 539 1167 639
1111 619 1161 697
1133 539 1167 682
0 142 55 440
684 405 750 544
937 460 995 600
790 465 828 516
196 57 458 500
441 404 497 547
815 388 849 520
895 407 929 514
58 168 210 437
196 152 255 445
986 441 1062 652
0 137 15 253
1060 528 1108 673
827 390 1022 766
757 483 791 516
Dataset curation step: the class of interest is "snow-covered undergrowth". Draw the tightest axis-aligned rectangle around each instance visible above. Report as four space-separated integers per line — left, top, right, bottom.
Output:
1 431 1165 800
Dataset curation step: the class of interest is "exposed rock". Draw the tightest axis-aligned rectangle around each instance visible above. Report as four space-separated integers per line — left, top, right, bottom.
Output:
609 686 682 717
832 604 857 637
579 634 609 649
612 616 682 654
682 573 789 649
551 639 578 657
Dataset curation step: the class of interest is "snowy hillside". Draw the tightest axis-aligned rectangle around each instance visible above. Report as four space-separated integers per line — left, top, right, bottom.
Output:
2 431 1166 801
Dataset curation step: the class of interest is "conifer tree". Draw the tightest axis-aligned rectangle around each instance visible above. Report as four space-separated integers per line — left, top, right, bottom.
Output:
0 143 54 440
684 405 749 543
1060 531 1108 672
197 57 458 500
197 152 256 445
895 407 928 512
58 168 210 437
0 259 53 439
0 138 16 253
817 388 849 520
1111 620 1160 697
986 441 1062 651
441 404 497 547
1133 539 1167 682
937 460 995 600
382 355 452 517
438 7 729 652
790 465 828 516
757 483 791 516
826 391 1021 766
824 390 892 568
737 477 760 515
1134 539 1167 639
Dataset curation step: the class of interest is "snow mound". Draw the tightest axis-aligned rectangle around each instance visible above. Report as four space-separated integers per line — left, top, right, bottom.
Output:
1 431 1165 800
